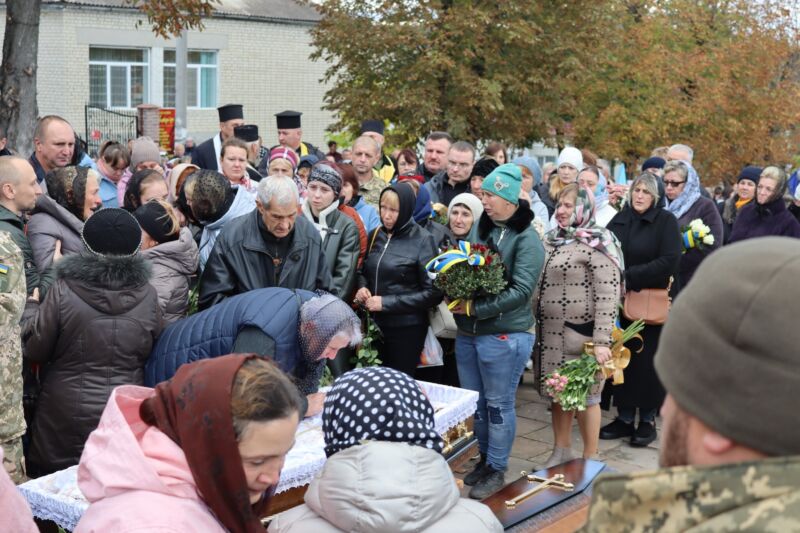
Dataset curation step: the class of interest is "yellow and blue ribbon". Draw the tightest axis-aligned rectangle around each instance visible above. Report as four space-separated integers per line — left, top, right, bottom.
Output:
425 240 485 275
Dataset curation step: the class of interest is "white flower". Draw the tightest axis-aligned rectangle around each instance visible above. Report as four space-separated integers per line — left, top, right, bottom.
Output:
702 234 714 245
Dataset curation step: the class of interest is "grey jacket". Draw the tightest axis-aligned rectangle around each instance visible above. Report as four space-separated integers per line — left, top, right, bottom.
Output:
141 227 199 324
267 441 503 533
301 201 361 300
198 210 331 310
27 194 85 273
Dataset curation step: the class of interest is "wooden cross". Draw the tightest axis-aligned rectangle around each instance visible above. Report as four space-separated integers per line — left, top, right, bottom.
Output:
504 472 575 508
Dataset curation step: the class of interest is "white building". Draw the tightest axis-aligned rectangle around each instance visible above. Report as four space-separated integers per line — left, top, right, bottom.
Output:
0 0 334 152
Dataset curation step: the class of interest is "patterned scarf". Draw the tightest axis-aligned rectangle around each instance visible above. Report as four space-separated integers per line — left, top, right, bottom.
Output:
665 160 702 219
546 186 625 274
322 366 443 458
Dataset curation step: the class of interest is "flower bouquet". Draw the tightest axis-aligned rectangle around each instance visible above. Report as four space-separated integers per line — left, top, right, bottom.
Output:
544 320 645 411
681 218 714 252
431 202 449 226
425 241 506 316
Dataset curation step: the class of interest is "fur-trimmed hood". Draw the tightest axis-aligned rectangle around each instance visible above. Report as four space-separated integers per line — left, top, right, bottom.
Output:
56 252 154 316
477 199 535 239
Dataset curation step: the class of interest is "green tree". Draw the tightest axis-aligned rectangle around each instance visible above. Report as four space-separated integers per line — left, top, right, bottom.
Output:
308 0 611 147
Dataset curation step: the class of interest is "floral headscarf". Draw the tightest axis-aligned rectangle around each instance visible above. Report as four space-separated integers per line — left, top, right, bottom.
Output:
322 366 443 458
546 186 625 274
665 160 701 219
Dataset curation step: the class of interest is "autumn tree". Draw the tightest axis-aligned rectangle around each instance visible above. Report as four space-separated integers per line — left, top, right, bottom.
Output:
0 0 218 155
567 0 800 183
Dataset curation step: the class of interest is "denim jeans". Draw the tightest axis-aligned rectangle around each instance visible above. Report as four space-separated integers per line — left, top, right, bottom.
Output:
455 331 534 471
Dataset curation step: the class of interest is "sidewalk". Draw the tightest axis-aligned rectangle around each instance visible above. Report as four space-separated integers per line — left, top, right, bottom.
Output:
508 370 660 475
456 368 660 479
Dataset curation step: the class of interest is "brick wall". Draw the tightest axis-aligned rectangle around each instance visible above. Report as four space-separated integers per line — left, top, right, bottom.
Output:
0 6 336 149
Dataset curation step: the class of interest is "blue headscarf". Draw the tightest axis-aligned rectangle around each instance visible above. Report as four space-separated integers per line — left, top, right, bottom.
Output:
413 183 433 223
665 160 701 219
511 156 543 186
595 171 609 206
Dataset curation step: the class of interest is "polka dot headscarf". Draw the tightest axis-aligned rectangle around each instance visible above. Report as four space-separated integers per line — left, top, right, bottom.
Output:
322 366 444 458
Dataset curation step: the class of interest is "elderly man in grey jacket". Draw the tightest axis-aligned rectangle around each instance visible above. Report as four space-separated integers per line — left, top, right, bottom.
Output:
198 176 331 310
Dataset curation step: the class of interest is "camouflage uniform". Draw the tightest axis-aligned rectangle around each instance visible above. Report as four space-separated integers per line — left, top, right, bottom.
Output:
582 455 800 532
0 231 27 484
359 172 387 210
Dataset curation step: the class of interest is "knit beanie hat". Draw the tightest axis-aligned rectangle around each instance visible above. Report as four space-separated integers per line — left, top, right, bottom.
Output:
481 163 523 205
512 156 543 186
448 192 484 221
470 157 500 179
654 237 800 456
307 163 342 197
557 147 583 171
130 137 161 170
133 201 179 244
269 147 299 170
82 208 142 256
642 157 666 172
737 165 762 185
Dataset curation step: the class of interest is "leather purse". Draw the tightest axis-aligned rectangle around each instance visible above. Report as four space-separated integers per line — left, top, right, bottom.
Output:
622 277 673 325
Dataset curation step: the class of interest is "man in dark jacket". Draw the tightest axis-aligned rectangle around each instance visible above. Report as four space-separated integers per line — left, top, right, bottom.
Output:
146 289 361 416
424 141 476 206
29 115 75 192
191 104 244 172
416 131 453 182
199 176 331 310
0 156 52 297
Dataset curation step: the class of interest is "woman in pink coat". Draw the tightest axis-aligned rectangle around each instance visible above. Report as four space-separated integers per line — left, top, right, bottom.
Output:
76 354 304 532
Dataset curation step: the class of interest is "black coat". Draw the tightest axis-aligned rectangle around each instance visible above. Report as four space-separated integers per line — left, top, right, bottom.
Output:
190 135 219 171
198 210 332 310
673 196 723 291
359 221 441 329
605 205 681 411
729 197 800 243
22 253 162 476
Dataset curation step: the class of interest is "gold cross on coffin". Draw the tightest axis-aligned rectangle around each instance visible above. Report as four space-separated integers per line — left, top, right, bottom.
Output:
504 471 575 508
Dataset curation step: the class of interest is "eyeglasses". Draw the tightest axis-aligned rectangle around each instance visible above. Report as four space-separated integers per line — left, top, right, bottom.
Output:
663 180 686 188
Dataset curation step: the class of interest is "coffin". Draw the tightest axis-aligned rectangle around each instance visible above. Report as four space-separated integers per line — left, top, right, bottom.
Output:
18 381 478 531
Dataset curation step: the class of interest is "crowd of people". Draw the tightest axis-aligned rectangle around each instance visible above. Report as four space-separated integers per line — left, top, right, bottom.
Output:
1 103 799 531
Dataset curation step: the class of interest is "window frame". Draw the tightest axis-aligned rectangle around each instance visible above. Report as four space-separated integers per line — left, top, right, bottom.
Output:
88 47 150 109
163 49 219 109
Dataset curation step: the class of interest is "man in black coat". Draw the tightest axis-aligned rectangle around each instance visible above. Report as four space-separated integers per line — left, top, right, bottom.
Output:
191 104 244 171
198 175 331 310
257 111 325 176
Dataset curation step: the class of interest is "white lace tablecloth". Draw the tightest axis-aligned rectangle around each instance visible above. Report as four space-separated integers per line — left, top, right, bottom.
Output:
19 381 478 531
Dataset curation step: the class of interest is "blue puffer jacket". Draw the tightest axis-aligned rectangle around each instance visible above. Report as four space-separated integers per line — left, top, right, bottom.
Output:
145 288 315 386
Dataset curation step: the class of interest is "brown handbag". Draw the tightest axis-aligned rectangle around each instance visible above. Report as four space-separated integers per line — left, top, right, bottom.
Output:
622 277 673 325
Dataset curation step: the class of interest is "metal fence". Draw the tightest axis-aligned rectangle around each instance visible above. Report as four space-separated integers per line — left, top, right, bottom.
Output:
84 105 139 157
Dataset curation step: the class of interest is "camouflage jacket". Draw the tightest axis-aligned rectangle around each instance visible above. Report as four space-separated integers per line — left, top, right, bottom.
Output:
359 173 387 210
0 231 26 441
582 456 800 532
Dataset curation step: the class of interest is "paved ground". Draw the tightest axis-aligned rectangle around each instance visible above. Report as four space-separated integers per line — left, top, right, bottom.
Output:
455 367 660 486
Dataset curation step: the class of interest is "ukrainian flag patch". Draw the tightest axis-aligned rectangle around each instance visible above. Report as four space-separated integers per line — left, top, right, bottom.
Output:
0 263 9 276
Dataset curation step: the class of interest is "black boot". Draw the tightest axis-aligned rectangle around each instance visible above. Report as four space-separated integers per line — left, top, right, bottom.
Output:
630 421 657 447
464 454 489 486
469 467 505 499
599 418 635 440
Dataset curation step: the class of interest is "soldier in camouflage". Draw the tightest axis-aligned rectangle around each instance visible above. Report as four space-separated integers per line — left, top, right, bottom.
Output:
0 230 27 484
583 238 800 531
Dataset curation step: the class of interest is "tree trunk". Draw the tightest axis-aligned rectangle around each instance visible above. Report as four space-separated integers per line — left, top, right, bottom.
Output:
0 0 41 156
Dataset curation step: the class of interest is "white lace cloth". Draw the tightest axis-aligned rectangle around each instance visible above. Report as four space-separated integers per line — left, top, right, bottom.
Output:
19 381 478 530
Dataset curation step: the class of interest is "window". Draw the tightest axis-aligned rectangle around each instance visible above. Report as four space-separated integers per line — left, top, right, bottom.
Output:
89 47 149 108
163 50 218 109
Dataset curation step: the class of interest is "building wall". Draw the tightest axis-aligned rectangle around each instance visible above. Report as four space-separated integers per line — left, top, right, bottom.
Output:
0 5 335 149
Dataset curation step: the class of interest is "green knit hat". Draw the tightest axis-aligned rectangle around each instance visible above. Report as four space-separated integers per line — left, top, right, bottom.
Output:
481 163 522 205
654 237 800 456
